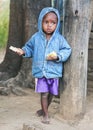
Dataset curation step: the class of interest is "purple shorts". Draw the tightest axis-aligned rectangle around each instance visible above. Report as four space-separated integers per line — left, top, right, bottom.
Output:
35 77 59 95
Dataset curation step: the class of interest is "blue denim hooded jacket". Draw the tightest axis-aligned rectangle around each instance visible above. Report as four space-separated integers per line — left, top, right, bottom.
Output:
22 7 71 78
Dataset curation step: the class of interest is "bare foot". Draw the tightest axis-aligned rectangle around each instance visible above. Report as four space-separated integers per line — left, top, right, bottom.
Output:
41 116 50 124
36 109 43 117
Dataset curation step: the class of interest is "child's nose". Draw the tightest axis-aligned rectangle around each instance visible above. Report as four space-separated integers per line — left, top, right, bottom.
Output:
48 23 52 27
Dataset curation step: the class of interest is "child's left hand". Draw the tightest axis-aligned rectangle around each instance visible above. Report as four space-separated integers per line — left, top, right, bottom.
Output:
46 51 58 60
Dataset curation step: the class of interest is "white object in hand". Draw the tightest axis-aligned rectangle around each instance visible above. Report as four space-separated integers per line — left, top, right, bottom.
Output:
47 51 57 57
9 46 18 52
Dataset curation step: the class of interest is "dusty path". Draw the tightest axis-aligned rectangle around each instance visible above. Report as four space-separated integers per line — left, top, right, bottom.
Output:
0 89 93 130
0 49 93 130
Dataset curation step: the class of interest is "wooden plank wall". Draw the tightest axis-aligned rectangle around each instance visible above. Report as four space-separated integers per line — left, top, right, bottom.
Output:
88 31 93 94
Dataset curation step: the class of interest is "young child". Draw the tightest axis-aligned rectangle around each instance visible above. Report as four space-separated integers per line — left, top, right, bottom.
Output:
10 7 71 124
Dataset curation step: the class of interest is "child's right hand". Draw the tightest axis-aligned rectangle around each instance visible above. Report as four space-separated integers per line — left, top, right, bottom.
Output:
16 48 25 56
9 46 25 56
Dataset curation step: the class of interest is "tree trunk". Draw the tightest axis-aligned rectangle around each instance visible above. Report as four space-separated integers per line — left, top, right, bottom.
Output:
60 0 93 120
0 0 50 95
0 0 23 80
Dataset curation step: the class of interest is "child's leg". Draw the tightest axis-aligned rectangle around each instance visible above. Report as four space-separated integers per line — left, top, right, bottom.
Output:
48 93 53 106
41 92 50 124
36 93 53 117
41 92 49 116
36 77 58 118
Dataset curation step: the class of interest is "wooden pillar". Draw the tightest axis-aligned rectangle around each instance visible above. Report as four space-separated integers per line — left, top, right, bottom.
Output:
60 0 93 120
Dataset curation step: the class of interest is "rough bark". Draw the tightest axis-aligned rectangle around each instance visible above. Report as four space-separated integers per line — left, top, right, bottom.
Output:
0 0 24 80
60 0 93 120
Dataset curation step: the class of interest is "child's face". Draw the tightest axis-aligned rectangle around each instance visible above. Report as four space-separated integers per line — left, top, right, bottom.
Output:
42 12 58 35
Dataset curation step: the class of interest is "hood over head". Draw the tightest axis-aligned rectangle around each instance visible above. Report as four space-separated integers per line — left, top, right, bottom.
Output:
38 7 60 34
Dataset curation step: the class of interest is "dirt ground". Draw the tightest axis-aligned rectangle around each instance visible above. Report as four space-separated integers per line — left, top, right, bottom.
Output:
0 49 93 130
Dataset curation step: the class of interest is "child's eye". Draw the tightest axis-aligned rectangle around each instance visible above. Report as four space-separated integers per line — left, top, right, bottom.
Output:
52 22 56 24
43 21 57 25
43 20 48 24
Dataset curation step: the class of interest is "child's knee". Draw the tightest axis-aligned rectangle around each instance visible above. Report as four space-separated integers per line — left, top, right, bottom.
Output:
41 92 49 98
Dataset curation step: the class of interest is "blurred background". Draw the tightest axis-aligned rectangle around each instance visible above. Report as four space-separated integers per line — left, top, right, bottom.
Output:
0 0 10 48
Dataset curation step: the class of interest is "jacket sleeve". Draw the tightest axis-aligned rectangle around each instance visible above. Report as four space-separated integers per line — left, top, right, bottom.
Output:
57 36 72 62
22 36 34 58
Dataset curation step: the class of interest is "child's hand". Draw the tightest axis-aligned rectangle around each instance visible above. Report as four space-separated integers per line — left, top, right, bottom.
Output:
46 51 58 60
16 48 25 56
9 46 25 56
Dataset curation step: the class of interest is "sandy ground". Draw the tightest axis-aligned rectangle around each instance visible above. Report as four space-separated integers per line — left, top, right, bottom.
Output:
0 49 93 130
